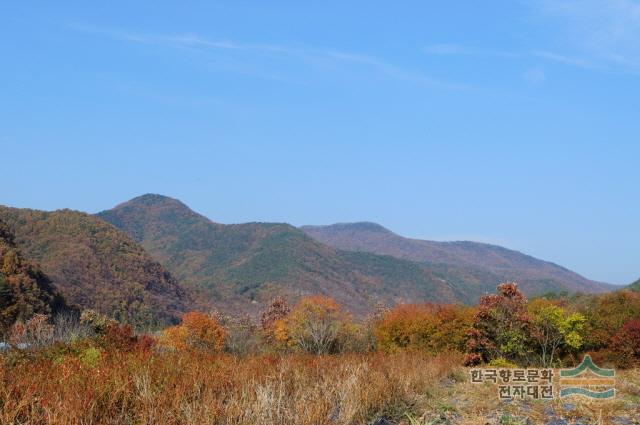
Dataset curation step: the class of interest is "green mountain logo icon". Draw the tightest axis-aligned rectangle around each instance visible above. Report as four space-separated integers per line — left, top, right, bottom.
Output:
559 355 615 399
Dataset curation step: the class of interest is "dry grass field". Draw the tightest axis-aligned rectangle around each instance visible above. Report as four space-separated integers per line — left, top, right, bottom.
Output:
1 349 639 425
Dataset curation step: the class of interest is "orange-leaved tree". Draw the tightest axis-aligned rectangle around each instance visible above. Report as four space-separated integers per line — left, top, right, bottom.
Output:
161 312 226 352
281 295 350 354
374 303 473 354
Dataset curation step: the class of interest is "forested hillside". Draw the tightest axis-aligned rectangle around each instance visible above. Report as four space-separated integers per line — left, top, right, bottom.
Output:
0 195 614 323
98 195 513 315
0 219 69 335
302 222 611 294
0 206 190 328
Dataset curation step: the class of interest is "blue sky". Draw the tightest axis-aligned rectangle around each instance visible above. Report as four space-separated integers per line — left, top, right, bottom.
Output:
1 1 638 284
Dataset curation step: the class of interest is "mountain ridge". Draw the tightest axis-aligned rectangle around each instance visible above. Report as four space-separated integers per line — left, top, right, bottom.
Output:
96 195 519 314
300 222 611 294
98 195 612 316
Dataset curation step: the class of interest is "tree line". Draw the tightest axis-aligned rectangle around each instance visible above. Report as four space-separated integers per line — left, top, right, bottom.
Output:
3 282 640 369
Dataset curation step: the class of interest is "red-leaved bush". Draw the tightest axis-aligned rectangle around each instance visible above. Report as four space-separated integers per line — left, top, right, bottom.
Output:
610 319 640 368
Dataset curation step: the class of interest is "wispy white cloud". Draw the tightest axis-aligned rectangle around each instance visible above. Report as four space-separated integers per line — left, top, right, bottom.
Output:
68 24 285 52
530 50 595 69
529 0 640 70
424 42 596 70
323 50 465 88
424 44 516 58
69 24 465 89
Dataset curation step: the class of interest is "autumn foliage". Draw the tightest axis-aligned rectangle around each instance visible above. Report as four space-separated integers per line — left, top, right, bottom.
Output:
609 319 640 367
160 311 226 352
374 303 473 354
279 295 352 354
0 220 69 336
580 290 640 349
3 282 640 424
465 283 531 366
4 279 640 425
260 296 290 344
527 298 585 367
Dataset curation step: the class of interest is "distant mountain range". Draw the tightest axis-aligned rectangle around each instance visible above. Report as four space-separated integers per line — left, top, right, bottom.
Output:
96 195 474 315
301 222 611 295
0 194 616 322
97 194 612 315
629 278 640 292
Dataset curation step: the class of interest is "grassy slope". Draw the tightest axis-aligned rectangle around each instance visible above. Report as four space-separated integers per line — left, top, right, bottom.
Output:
0 206 189 328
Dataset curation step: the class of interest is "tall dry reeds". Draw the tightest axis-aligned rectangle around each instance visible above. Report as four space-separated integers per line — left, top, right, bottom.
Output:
0 349 463 425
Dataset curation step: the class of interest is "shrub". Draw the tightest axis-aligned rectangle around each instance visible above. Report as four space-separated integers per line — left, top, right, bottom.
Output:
260 297 290 343
488 358 518 368
160 311 226 352
135 334 157 353
8 314 54 347
610 319 640 368
79 347 102 368
374 303 473 354
212 311 260 356
80 309 116 336
283 296 351 354
53 311 93 343
580 291 640 350
465 283 531 366
26 314 54 347
8 321 26 347
101 323 138 352
340 321 376 353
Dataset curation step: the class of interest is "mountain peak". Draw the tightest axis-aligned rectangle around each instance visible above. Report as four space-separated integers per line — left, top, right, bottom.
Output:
97 194 218 246
99 194 209 228
122 194 186 208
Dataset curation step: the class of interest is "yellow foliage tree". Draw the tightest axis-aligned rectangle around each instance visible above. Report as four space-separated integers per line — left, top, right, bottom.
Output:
282 295 351 354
